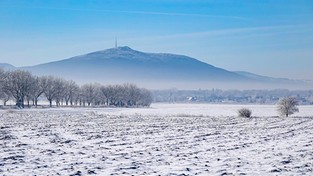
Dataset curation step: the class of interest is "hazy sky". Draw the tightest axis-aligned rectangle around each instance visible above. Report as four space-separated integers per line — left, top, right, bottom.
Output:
0 0 312 80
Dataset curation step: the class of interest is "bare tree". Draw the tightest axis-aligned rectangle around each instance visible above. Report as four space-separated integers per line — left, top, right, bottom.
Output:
54 79 66 107
64 80 79 106
0 68 5 85
25 76 37 108
0 70 11 106
81 83 99 106
32 76 48 107
122 83 141 106
3 70 33 108
93 84 102 106
1 92 11 106
42 76 65 107
138 88 153 107
78 88 86 106
101 85 117 106
0 68 6 105
42 76 54 107
277 97 299 117
112 84 125 107
99 85 110 106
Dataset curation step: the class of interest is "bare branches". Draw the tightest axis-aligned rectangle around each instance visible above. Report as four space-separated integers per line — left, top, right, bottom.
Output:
277 97 299 117
2 70 33 108
97 83 152 107
0 69 153 108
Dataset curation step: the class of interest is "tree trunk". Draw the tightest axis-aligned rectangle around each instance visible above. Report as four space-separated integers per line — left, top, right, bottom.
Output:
35 99 38 107
21 97 25 108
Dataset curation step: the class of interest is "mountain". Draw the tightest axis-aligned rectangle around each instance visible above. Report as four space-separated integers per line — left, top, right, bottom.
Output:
21 46 253 89
14 46 311 89
0 63 15 70
234 71 302 84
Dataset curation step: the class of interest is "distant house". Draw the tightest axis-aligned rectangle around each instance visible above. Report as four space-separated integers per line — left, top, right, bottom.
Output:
187 97 197 102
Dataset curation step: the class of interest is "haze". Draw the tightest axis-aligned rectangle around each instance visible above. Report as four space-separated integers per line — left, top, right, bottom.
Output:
0 0 312 80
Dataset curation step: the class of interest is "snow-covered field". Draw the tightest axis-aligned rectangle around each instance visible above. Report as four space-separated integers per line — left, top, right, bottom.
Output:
1 104 313 175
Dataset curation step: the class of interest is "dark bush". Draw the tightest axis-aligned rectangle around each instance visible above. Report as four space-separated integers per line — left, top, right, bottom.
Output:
238 108 252 118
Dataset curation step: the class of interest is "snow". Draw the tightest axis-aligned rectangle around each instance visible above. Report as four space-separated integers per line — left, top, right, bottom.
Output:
95 103 313 117
0 103 313 175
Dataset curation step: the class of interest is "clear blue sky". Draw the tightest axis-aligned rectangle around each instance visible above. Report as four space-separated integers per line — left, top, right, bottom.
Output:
0 0 312 79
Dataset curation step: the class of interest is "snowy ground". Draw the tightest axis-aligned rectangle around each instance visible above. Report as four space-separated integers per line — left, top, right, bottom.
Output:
0 104 313 175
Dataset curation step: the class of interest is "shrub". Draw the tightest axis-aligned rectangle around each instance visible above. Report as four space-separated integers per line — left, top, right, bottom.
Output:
238 108 252 118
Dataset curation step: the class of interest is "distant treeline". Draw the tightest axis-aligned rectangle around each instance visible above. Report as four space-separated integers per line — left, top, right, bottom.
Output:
154 89 313 105
0 69 153 108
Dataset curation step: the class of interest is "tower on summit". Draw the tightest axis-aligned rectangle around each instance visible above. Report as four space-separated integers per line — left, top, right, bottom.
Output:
115 37 117 48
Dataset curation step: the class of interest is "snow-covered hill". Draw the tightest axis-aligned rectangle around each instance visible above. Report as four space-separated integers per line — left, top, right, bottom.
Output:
21 46 248 88
1 46 310 89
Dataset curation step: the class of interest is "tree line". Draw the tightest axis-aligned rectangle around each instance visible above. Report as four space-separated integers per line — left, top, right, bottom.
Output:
0 69 153 108
154 88 313 105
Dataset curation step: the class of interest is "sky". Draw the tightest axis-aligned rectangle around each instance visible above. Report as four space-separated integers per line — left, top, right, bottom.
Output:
0 0 312 80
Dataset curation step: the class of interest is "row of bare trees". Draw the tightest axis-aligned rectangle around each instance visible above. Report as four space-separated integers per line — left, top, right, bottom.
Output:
0 69 153 108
